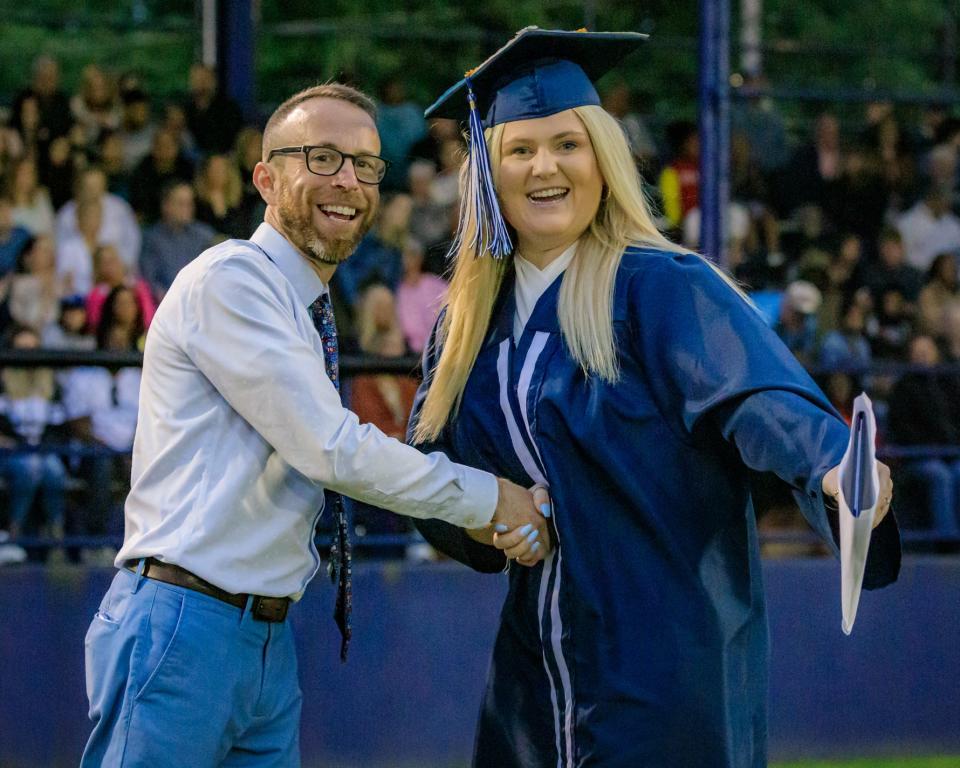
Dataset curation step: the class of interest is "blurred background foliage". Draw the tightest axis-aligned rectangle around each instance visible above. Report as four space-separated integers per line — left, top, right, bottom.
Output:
0 0 956 134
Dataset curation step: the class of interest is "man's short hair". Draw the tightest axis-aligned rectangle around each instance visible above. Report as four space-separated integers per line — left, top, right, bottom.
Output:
262 83 377 160
161 179 193 203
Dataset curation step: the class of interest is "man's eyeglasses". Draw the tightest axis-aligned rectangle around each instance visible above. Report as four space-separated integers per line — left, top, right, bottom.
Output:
267 145 389 185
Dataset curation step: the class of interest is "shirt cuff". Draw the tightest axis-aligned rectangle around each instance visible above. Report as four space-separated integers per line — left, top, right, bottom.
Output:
438 467 498 529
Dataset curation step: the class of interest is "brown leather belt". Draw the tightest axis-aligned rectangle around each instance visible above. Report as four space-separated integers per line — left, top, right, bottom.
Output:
127 557 289 622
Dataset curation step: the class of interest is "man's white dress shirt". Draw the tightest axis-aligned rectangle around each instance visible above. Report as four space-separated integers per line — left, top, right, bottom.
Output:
117 223 498 597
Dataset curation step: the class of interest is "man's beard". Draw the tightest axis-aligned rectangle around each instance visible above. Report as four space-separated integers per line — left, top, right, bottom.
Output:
275 183 374 266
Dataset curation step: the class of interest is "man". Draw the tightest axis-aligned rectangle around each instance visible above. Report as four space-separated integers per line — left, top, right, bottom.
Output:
130 127 196 223
81 83 550 767
139 181 218 299
184 62 244 155
55 166 141 270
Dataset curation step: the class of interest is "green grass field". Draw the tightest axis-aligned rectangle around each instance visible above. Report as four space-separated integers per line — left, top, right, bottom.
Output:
774 758 960 768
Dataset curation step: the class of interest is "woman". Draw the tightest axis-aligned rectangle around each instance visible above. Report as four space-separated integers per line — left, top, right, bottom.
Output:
408 29 900 768
85 243 156 332
193 153 246 238
6 156 55 236
917 251 959 337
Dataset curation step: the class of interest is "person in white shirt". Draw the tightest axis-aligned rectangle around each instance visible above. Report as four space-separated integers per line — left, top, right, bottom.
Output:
55 166 141 271
80 82 551 768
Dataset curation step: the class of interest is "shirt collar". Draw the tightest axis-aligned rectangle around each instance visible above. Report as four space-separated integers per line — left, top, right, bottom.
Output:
250 222 327 306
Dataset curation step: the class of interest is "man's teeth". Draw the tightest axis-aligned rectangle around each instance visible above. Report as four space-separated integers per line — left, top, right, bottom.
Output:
320 204 357 216
528 188 568 200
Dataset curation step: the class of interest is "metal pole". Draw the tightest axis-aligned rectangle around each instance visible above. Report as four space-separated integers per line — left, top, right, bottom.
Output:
218 0 257 122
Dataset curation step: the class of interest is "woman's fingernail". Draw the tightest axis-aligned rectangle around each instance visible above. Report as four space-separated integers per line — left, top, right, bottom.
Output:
526 529 539 543
531 541 541 552
519 523 534 535
494 524 509 533
540 503 551 518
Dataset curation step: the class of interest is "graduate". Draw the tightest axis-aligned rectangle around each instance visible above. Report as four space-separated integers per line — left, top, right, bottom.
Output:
408 28 901 768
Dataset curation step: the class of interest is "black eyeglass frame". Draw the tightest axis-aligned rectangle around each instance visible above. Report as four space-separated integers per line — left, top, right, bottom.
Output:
266 145 390 185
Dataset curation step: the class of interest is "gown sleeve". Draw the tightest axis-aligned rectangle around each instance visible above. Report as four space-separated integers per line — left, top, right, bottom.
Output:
407 310 509 574
629 251 900 589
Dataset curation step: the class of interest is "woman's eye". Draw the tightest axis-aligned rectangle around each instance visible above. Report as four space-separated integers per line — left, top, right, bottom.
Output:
511 146 531 156
560 141 578 151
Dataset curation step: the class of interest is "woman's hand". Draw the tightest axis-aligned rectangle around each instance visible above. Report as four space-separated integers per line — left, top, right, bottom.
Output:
493 484 552 566
821 461 893 529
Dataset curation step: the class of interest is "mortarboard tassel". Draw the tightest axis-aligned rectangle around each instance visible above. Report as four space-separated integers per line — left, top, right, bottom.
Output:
455 77 513 260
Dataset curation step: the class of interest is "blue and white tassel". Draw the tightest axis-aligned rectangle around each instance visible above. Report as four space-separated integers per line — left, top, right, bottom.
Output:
454 77 513 260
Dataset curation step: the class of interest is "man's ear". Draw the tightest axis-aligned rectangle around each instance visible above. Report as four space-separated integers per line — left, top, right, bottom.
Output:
252 161 277 205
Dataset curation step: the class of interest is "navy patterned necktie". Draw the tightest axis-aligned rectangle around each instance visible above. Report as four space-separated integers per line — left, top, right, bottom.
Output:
310 291 352 662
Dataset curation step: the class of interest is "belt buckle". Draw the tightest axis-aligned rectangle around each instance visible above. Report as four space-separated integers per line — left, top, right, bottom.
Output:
251 596 288 623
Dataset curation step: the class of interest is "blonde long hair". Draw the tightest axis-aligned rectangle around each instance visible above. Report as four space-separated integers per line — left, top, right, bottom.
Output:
412 104 728 443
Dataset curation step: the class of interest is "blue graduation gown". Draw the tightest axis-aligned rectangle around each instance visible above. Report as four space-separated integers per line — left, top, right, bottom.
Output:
410 247 900 768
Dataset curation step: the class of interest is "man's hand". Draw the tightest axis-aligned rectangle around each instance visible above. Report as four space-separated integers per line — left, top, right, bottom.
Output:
493 480 551 566
822 461 893 529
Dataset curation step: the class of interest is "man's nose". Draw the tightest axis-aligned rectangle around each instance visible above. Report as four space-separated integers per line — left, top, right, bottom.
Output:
331 157 361 190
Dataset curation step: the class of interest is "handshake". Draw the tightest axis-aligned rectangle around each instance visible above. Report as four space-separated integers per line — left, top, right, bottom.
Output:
467 478 553 566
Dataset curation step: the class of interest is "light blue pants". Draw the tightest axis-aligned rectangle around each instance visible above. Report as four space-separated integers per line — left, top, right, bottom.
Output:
81 565 302 767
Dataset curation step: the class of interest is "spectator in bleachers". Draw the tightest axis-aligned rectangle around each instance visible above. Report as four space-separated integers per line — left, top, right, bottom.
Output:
923 142 958 202
730 74 788 174
396 236 447 355
864 227 923 303
897 185 960 272
0 193 32 277
431 134 466 208
10 55 72 158
160 102 199 166
233 127 266 234
818 233 866 334
7 235 64 338
43 294 95 351
349 283 419 538
70 65 121 148
376 76 426 191
658 120 699 233
887 334 960 535
56 166 140 269
97 130 131 201
56 197 103 295
117 88 155 172
0 325 67 542
819 296 872 369
334 193 408 309
918 252 960 337
130 128 194 223
6 156 55 237
352 283 417 433
86 244 155 332
409 117 458 170
781 111 843 216
407 160 451 251
62 297 143 549
870 287 913 360
868 112 918 214
824 371 855 426
0 123 24 183
194 154 245 238
832 142 888 253
41 136 76 210
601 81 659 173
139 181 217 300
938 297 960 367
183 63 243 155
774 279 821 366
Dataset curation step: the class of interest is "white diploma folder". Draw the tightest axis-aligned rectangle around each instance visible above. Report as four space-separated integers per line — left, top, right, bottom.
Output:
837 392 880 635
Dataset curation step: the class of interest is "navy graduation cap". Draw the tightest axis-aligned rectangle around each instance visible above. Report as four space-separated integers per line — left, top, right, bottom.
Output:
426 27 648 259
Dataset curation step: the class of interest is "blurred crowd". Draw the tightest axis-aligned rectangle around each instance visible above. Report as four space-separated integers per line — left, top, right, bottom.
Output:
0 54 959 564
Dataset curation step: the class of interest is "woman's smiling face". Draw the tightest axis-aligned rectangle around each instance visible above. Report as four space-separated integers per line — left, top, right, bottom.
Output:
498 109 604 257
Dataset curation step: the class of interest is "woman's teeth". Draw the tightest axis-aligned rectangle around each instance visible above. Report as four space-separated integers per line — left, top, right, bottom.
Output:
527 188 569 203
